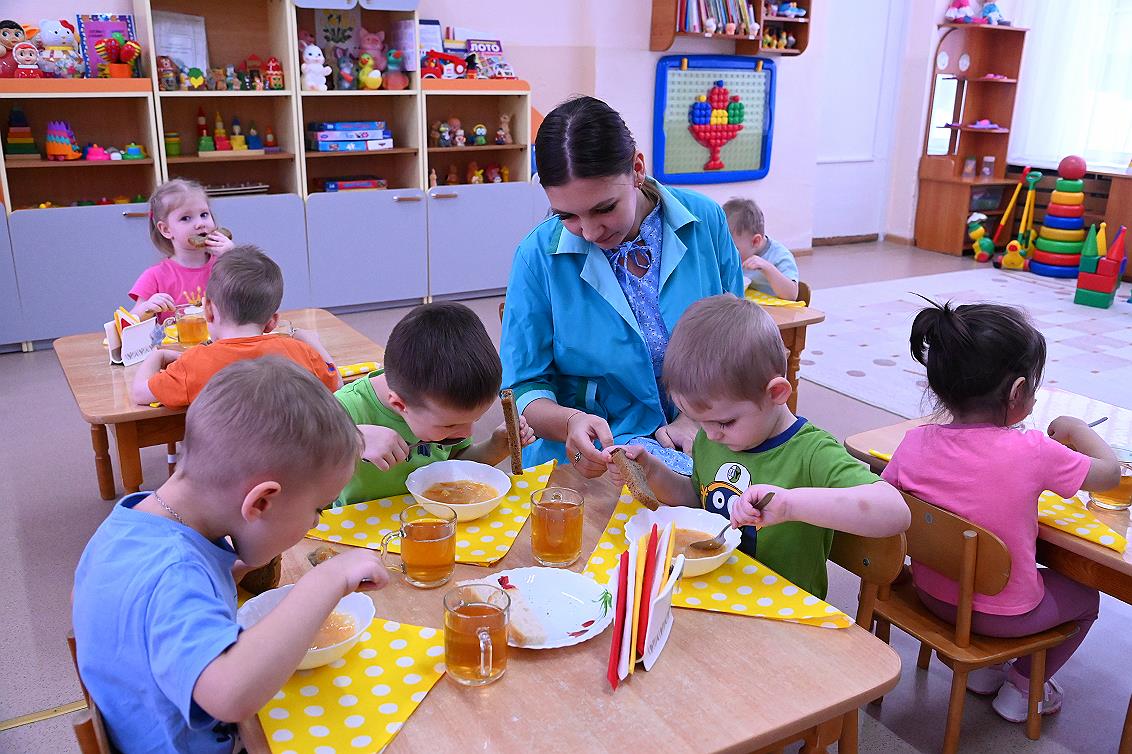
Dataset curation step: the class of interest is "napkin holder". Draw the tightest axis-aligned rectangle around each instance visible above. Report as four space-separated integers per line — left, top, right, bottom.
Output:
640 554 685 671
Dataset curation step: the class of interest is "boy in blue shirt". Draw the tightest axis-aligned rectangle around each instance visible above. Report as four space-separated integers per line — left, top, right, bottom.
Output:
723 197 800 301
73 357 388 753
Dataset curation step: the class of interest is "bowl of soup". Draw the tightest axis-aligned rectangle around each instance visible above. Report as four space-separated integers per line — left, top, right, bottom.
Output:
624 506 741 577
406 460 511 522
237 584 375 669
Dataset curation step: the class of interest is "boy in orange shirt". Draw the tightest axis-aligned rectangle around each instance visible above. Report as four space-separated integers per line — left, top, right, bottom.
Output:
131 245 341 407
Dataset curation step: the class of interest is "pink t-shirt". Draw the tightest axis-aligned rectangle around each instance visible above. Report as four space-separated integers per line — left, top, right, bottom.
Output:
128 257 216 308
882 424 1090 615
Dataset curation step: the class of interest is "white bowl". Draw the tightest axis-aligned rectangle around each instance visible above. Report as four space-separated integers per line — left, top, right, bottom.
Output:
625 506 741 577
405 459 511 522
237 584 375 670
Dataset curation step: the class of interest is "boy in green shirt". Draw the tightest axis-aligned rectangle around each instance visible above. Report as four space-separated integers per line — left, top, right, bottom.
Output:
336 302 534 506
606 294 909 597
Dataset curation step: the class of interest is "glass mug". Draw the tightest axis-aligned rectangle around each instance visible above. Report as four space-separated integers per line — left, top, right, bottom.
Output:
380 504 457 587
444 584 509 686
174 304 209 347
1091 445 1132 511
530 487 584 567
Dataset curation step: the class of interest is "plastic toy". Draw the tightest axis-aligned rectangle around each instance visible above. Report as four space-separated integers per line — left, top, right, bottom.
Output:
264 126 278 151
265 57 284 90
687 80 745 170
383 49 409 90
4 106 38 159
335 48 355 90
164 132 181 157
1074 223 1127 308
359 28 387 71
84 144 109 160
438 123 451 148
357 53 382 90
123 143 146 159
981 2 1007 25
429 168 438 188
454 128 466 147
157 56 179 90
12 42 42 78
245 122 263 151
498 113 513 145
446 163 459 185
36 19 85 78
420 50 467 79
94 31 142 78
0 20 28 77
993 169 1042 270
465 52 479 79
778 2 806 17
992 166 1030 245
485 163 501 183
429 121 442 147
944 0 978 23
968 119 1001 129
470 167 484 184
447 117 462 133
301 43 330 91
45 120 81 160
1031 156 1088 278
500 165 510 182
297 29 315 59
967 213 995 263
471 123 488 146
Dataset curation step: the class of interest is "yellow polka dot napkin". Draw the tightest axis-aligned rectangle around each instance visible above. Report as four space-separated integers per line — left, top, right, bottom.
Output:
1038 491 1127 552
584 495 852 629
259 619 445 753
307 462 555 566
745 289 806 307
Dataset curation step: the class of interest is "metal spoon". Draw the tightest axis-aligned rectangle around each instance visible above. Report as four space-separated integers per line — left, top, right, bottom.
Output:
689 492 775 552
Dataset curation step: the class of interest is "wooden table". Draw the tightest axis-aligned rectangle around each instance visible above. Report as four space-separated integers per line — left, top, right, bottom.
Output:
844 387 1132 603
765 304 825 415
53 308 383 501
239 464 900 754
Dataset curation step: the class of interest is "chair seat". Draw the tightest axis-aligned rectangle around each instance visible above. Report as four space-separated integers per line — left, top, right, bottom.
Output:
875 579 1079 667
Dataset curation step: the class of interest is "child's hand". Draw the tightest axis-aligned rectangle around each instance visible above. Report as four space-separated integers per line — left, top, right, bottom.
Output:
358 424 410 470
730 484 789 529
491 414 536 449
655 413 698 452
1047 415 1090 446
290 327 322 349
742 255 769 272
602 444 658 489
158 348 182 366
138 292 175 317
204 231 235 256
312 547 389 595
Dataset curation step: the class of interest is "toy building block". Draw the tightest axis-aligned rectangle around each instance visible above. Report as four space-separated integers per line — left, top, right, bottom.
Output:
1079 223 1099 256
1076 271 1115 294
1096 258 1122 278
1073 288 1115 308
1078 255 1100 274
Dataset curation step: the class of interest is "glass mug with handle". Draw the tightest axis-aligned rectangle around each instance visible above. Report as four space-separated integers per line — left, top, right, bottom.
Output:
444 584 509 686
1091 445 1132 511
380 504 457 587
173 304 209 347
530 487 585 567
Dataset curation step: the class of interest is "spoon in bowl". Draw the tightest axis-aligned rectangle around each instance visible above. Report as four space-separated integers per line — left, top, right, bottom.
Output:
689 492 775 552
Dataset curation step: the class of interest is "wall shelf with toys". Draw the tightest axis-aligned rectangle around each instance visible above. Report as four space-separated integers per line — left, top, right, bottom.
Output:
650 0 811 55
5 157 155 169
424 93 530 189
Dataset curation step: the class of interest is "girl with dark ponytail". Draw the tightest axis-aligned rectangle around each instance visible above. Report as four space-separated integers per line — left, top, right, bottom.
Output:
883 299 1119 723
500 96 743 475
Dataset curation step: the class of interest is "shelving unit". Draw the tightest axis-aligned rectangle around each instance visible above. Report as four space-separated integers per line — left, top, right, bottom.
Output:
649 0 811 55
913 22 1028 255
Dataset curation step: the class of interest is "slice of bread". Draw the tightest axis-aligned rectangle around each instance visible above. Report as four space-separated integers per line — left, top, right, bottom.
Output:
458 575 548 647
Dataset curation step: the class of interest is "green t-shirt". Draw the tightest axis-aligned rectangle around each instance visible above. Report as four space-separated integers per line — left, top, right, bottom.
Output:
335 371 472 506
690 417 880 598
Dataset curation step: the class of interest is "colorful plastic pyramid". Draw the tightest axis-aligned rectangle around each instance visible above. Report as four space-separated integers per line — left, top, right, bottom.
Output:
4 106 39 160
45 120 81 161
1031 155 1087 278
1074 222 1127 308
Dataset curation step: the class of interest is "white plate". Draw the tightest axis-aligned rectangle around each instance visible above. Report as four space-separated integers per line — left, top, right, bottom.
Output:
406 459 512 521
625 506 740 577
485 567 614 649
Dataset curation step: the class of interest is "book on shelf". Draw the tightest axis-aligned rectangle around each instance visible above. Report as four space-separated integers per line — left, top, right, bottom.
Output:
307 128 393 142
307 120 387 132
305 138 395 152
679 0 757 34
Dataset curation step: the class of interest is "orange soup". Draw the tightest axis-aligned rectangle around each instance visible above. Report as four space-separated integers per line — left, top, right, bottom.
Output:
673 527 715 560
311 611 355 650
424 480 497 505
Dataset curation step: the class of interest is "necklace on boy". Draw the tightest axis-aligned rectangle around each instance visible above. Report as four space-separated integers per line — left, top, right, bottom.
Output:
153 491 184 524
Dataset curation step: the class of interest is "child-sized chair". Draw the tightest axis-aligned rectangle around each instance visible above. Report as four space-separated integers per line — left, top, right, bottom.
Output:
67 631 111 754
871 494 1079 754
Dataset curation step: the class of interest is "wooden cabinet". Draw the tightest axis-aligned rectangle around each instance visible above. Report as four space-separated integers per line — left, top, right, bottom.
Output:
211 194 311 309
0 213 24 345
307 188 428 307
650 0 811 56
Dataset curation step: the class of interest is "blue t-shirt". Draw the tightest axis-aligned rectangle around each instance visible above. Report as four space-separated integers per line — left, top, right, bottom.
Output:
73 493 241 754
747 236 799 296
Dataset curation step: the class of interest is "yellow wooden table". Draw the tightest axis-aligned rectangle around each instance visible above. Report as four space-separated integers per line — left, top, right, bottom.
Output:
53 308 383 500
239 463 900 754
844 387 1132 603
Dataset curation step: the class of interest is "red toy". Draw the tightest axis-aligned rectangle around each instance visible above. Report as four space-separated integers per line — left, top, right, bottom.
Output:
94 31 142 78
12 41 42 78
421 50 467 79
687 80 745 171
1058 154 1087 181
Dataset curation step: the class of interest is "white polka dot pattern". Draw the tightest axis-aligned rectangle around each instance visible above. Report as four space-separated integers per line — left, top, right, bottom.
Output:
583 495 852 629
1037 492 1126 552
306 462 556 564
259 620 445 752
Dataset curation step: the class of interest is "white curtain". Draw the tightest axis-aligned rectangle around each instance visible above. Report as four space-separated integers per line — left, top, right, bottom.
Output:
1009 0 1132 172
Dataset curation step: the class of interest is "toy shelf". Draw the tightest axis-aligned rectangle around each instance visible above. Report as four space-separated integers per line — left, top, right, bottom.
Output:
300 90 418 96
166 152 294 163
939 23 1027 32
945 125 1010 134
159 90 293 98
423 91 530 188
420 79 530 93
427 144 526 153
306 147 418 158
674 31 760 42
4 159 156 169
650 0 811 55
943 76 1018 84
293 5 420 92
763 15 808 23
0 79 152 95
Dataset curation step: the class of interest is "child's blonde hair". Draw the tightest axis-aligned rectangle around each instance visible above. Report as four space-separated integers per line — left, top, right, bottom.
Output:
663 294 786 412
722 197 765 237
206 245 283 327
148 178 212 256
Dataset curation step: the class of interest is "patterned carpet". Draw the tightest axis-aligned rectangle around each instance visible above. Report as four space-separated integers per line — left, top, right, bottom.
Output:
802 269 1132 418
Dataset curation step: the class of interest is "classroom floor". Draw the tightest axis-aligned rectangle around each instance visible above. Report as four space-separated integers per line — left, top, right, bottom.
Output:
1 240 1127 752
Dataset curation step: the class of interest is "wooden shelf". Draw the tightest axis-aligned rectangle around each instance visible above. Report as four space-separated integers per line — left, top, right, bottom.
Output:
674 31 760 41
160 90 292 98
944 76 1018 83
0 78 151 95
762 48 803 55
421 79 531 93
945 124 1010 134
427 144 527 153
939 23 1028 32
763 15 809 23
4 158 155 169
924 176 1018 187
167 151 294 164
300 89 417 97
650 0 810 54
305 147 418 159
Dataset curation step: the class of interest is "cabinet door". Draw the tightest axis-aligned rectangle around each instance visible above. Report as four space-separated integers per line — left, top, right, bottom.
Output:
307 189 428 308
11 204 154 341
0 212 25 345
212 194 310 310
426 183 534 297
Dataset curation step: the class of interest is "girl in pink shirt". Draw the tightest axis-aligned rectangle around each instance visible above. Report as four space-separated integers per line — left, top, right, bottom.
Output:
128 178 235 319
883 301 1120 724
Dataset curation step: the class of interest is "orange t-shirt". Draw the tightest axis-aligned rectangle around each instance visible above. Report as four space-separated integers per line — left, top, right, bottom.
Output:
148 335 339 407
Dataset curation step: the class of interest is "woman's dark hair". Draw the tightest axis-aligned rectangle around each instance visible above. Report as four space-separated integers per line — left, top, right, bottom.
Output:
535 96 636 187
910 299 1046 421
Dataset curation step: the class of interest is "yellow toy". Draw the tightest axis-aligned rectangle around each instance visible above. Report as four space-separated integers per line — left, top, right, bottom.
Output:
357 53 382 90
1001 240 1027 270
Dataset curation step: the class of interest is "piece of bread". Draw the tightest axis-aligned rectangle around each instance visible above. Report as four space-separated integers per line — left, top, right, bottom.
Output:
499 389 524 475
611 448 660 510
188 226 233 248
307 544 338 568
458 575 547 646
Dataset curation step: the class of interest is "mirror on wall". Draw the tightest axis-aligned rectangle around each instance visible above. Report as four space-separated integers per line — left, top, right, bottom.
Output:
926 75 960 156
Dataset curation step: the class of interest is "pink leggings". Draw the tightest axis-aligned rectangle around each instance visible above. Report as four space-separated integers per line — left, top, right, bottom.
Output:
915 568 1099 681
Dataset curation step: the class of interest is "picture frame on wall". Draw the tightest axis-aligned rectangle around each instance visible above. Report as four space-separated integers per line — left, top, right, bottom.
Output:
76 14 138 78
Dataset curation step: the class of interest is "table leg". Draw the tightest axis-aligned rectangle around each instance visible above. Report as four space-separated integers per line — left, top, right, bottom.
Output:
167 442 178 476
114 422 144 493
90 424 116 501
838 709 859 754
781 326 809 415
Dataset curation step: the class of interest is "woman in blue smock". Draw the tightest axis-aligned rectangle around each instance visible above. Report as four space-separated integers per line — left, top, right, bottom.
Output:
500 96 743 477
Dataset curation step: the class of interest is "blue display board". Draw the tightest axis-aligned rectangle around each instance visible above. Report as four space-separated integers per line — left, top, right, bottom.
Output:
653 55 776 184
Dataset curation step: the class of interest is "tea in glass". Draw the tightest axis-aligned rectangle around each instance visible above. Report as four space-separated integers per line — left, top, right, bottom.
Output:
444 584 509 686
175 305 209 346
1091 445 1132 511
530 487 584 567
380 504 457 587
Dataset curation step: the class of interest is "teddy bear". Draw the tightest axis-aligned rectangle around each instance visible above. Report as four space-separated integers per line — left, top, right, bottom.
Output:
300 43 331 91
36 19 85 78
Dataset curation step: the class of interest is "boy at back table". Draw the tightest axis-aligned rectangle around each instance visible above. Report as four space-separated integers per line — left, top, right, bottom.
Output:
335 302 533 506
74 357 388 753
606 294 909 598
131 245 342 407
723 197 800 301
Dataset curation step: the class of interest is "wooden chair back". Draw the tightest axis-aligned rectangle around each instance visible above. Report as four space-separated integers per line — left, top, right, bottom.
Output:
498 300 506 323
898 493 1012 647
797 280 812 306
67 631 112 754
829 530 906 628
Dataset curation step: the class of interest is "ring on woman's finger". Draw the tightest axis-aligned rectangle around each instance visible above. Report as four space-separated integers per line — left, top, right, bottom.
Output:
573 451 582 465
